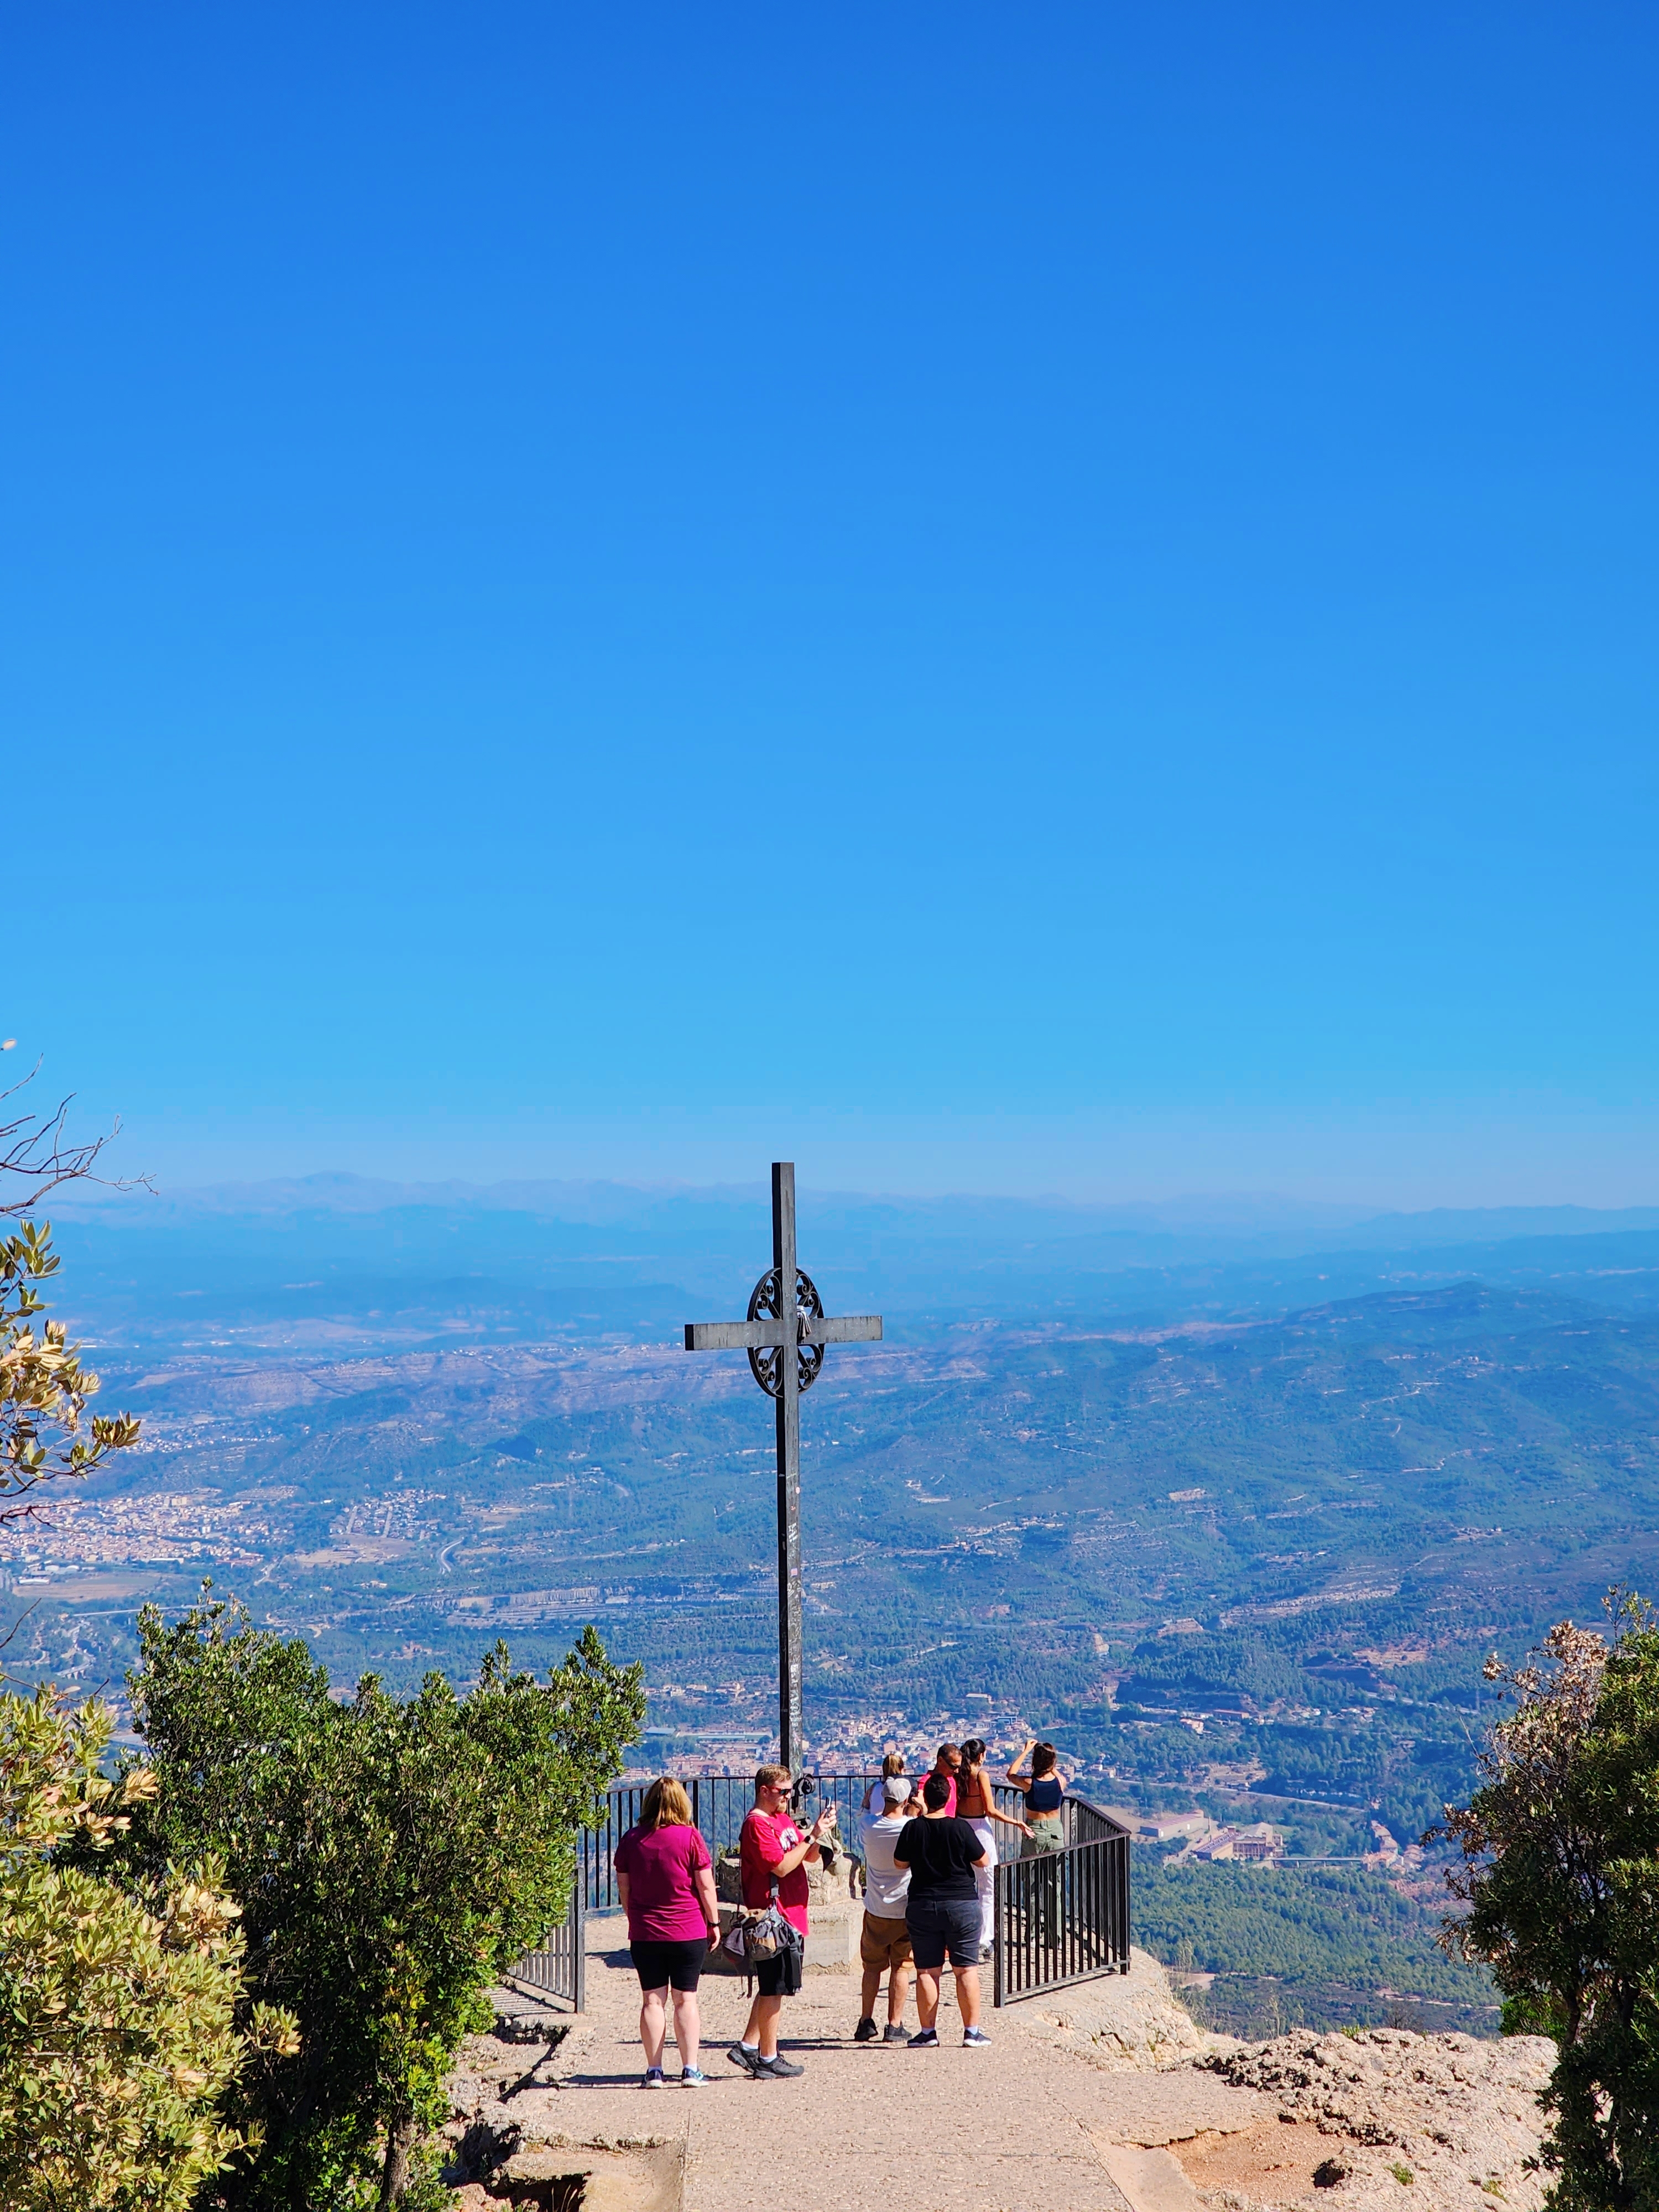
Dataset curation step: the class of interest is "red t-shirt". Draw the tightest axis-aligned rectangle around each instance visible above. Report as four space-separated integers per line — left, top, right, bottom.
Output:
613 1822 713 1943
932 1771 958 1817
740 1806 811 1937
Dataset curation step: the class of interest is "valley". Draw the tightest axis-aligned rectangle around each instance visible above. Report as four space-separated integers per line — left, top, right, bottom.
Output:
13 1198 1659 2034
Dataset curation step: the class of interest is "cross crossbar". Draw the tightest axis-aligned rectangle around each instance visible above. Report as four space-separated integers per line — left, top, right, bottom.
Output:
683 1314 883 1352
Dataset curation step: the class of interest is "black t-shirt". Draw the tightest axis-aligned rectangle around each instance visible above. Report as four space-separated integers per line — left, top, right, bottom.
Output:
893 1814 984 1902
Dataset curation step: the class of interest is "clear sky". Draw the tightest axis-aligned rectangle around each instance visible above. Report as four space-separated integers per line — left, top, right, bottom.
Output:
6 4 1656 1205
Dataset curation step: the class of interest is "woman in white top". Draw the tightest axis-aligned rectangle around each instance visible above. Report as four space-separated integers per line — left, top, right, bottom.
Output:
954 1738 1031 1962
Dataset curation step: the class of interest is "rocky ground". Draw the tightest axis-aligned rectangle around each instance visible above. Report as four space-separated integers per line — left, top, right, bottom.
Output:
1186 2028 1554 2210
438 1918 1554 2212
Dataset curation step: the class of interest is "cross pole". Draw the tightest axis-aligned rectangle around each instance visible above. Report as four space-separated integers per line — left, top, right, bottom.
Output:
683 1162 882 1772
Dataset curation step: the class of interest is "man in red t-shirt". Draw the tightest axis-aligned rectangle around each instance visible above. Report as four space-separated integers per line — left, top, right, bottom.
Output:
728 1765 836 2079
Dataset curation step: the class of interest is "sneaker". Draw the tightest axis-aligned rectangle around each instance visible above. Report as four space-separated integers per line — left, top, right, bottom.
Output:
727 2042 764 2076
908 2027 940 2048
757 2052 805 2078
641 2067 666 2088
681 2067 707 2086
853 2016 878 2043
963 2027 992 2048
883 2023 909 2044
980 1944 995 1964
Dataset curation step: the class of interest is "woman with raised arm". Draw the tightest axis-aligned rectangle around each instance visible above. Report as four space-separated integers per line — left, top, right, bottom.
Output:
1006 1738 1068 1944
1006 1738 1068 1858
955 1738 1030 1962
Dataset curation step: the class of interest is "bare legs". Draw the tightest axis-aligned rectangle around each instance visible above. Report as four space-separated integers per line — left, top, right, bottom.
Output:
742 1989 782 2061
859 1958 912 2026
639 1985 702 2073
914 1963 980 2032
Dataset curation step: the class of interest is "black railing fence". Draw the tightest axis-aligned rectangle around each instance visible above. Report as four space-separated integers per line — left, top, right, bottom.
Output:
572 1770 887 1914
992 1795 1132 2006
509 1771 1130 2011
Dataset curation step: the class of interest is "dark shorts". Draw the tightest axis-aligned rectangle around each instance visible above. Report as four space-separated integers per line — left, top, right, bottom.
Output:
753 1941 805 1997
906 1896 980 1971
630 1936 710 1992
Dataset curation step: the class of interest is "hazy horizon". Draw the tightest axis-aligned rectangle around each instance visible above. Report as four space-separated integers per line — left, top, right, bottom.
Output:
52 1162 1659 1231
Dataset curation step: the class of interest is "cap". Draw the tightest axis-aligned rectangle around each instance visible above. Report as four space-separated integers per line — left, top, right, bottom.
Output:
882 1775 912 1804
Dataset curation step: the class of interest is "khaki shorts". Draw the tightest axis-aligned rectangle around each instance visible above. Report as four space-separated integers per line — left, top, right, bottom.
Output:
859 1911 913 1971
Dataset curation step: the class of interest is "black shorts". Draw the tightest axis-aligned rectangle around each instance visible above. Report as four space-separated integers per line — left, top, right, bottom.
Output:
630 1936 710 1991
906 1896 980 1971
753 1942 805 1997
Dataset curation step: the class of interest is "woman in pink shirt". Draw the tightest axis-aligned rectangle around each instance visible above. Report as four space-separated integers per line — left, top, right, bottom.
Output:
613 1776 721 2086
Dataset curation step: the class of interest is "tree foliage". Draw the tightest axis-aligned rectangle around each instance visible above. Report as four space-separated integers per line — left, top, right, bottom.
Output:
2 1219 142 1517
1134 1848 1495 2012
112 1593 644 2209
1441 1595 1659 2211
0 1684 297 2211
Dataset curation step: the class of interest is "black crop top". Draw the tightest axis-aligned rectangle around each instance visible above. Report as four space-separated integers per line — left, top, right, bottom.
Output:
1025 1775 1063 1814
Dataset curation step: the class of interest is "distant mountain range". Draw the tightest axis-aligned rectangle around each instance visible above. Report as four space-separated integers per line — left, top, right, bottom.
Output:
55 1168 1659 1250
48 1176 1659 1339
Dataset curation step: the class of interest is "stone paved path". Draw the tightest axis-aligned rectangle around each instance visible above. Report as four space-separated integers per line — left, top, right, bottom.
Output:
476 1917 1271 2212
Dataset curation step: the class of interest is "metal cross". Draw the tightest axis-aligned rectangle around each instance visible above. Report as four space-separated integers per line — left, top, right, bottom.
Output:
683 1162 882 1771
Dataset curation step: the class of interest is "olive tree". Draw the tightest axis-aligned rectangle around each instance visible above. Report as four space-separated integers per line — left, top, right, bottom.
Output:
0 1684 298 2211
1 1067 142 1517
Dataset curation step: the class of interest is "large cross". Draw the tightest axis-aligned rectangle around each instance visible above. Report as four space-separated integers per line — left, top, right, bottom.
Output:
684 1162 882 1771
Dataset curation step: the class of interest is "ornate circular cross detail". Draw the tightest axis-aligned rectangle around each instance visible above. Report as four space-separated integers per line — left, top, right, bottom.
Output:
746 1266 826 1399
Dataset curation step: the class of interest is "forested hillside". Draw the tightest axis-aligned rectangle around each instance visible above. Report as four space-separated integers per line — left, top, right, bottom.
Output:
9 1253 1656 1854
1133 1848 1496 2036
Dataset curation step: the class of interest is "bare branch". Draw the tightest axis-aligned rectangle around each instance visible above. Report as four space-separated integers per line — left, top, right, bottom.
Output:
0 1062 153 1218
0 1481 84 1527
0 1599 43 1657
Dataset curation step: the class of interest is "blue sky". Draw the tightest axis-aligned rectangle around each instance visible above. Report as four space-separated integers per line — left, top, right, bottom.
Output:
6 4 1656 1204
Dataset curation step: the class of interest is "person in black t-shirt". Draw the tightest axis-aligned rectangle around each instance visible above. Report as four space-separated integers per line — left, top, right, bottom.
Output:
892 1771 991 2048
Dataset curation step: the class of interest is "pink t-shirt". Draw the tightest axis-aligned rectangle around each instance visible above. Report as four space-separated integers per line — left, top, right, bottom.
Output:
613 1822 713 1943
740 1807 811 1937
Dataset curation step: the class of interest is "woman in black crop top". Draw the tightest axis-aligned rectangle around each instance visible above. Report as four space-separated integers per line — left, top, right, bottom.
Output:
1006 1738 1067 1859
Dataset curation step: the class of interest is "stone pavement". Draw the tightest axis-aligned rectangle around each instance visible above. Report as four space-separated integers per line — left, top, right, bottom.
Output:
447 1916 1273 2211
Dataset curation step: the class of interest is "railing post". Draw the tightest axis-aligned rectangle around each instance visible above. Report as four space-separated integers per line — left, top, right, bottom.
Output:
572 1865 587 2012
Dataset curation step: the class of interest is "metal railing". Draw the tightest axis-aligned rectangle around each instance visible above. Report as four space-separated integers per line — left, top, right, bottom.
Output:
509 1771 867 2009
990 1793 1132 2006
575 1770 877 1914
508 1877 586 2012
511 1771 1131 2012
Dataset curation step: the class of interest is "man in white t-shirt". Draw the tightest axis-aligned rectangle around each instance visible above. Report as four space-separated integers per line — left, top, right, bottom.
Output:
853 1774 920 2044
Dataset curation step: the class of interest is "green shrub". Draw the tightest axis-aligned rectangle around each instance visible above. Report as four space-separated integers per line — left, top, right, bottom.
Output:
108 1593 643 2208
